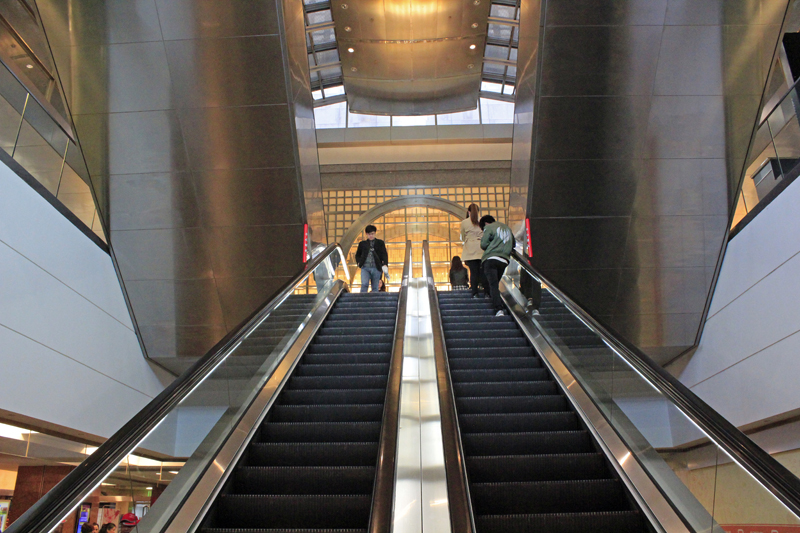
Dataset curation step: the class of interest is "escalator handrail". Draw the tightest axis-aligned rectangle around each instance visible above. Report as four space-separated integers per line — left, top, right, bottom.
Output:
6 244 350 533
422 241 476 533
510 249 800 517
368 240 412 533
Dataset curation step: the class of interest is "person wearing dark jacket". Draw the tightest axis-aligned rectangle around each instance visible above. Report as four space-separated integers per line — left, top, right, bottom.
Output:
480 215 515 316
355 224 389 293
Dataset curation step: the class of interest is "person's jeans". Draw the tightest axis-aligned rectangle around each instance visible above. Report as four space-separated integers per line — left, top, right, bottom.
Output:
360 266 382 293
465 259 486 296
483 259 508 312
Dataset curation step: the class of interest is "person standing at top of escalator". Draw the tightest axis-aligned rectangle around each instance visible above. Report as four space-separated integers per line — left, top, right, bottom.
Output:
480 215 515 316
355 224 389 293
460 203 486 297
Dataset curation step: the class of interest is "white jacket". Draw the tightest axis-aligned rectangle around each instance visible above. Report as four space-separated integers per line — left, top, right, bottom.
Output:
460 218 484 261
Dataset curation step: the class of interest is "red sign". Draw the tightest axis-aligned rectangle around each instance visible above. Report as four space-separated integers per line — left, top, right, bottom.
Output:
722 525 800 533
525 217 532 256
303 223 309 263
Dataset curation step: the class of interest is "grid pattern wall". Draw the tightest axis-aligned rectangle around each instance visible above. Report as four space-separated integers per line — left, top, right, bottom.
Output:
323 186 510 290
323 185 510 245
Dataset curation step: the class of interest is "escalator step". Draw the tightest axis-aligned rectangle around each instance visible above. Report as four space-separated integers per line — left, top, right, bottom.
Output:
459 412 578 433
215 494 371 529
447 338 529 349
248 442 379 466
474 511 646 533
294 364 390 377
269 404 384 423
202 529 365 533
462 430 593 455
302 353 390 365
469 479 630 514
457 395 568 414
450 368 549 382
443 322 519 332
286 376 388 390
313 334 394 345
307 343 393 354
453 381 558 397
449 356 541 370
466 453 608 482
260 422 381 443
233 466 375 495
279 389 386 405
447 347 536 359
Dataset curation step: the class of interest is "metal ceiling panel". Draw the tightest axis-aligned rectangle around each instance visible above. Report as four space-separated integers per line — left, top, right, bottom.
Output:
334 0 492 114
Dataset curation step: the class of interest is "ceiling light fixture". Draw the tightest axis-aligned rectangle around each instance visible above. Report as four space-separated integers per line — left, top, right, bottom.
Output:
467 64 474 69
471 23 479 28
469 44 476 49
341 3 348 8
351 67 358 72
348 47 355 53
344 26 352 32
25 64 33 69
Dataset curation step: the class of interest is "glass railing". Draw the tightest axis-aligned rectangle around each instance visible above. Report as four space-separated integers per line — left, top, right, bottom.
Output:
504 251 800 532
0 55 104 242
733 77 800 232
6 245 350 533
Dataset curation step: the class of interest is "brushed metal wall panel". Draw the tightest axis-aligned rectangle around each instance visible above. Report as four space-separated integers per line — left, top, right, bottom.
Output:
514 0 789 361
654 26 724 96
545 0 668 26
214 276 295 329
155 0 280 39
61 42 173 115
192 168 303 227
37 0 163 45
74 110 190 176
530 160 639 217
108 172 200 231
205 225 305 279
139 325 229 358
38 0 318 362
124 279 226 327
112 228 215 281
535 96 651 160
179 105 296 170
540 26 662 96
164 36 288 108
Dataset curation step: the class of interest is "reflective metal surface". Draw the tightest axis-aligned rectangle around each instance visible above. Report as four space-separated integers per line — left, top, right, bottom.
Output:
498 280 690 533
510 0 790 363
35 0 324 363
393 250 452 533
334 0 491 115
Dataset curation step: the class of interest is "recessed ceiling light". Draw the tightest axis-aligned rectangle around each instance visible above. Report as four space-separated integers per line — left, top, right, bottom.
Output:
145 487 153 490
351 67 358 72
341 3 348 8
471 23 479 28
469 44 476 50
25 64 33 69
348 47 355 53
169 471 179 474
473 0 480 5
344 26 352 32
467 64 474 69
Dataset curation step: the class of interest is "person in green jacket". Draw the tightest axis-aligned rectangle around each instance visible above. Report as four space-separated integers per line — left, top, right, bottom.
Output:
479 215 515 316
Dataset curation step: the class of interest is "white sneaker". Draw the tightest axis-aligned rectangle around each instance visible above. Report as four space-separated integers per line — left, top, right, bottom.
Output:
531 309 540 316
495 310 505 317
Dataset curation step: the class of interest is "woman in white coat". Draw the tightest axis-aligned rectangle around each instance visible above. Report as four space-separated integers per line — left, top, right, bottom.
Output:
460 203 485 297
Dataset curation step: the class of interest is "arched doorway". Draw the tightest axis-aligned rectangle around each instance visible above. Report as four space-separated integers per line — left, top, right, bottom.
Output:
339 196 468 291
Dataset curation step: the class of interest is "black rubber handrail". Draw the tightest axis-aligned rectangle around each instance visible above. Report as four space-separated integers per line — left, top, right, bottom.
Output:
6 244 349 533
510 249 800 518
422 241 476 533
368 240 412 533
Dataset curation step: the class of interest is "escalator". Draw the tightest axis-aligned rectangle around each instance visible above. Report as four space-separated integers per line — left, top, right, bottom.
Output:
200 292 399 531
437 290 647 533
